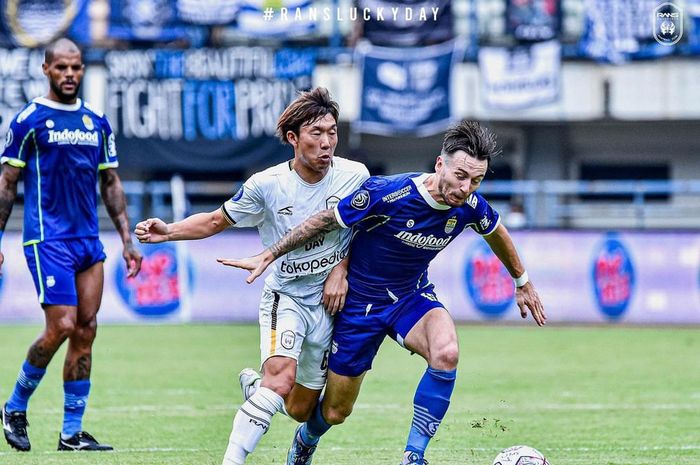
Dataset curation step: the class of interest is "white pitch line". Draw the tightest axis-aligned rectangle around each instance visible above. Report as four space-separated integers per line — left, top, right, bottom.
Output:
3 445 700 457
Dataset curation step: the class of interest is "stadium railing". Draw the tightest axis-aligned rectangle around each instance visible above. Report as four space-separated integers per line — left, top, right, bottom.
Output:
6 179 700 231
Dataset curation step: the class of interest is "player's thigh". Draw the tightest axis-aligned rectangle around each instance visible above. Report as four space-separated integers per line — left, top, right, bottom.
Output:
258 288 308 367
296 304 332 391
322 369 365 421
285 383 322 422
75 261 104 324
74 238 107 324
403 307 458 364
328 302 388 377
24 241 79 306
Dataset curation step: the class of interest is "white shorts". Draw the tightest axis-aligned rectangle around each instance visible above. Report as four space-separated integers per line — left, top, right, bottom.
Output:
258 286 333 390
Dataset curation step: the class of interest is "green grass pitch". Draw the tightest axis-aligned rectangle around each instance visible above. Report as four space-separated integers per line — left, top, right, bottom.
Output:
0 324 699 464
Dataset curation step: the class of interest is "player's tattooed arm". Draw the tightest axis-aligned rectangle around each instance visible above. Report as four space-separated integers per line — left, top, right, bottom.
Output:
269 208 341 258
218 208 341 284
100 169 143 277
0 164 20 232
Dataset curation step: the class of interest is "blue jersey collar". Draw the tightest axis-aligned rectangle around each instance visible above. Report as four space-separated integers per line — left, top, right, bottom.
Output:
412 174 451 210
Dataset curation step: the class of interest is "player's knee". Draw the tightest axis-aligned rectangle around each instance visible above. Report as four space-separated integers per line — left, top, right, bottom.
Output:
285 402 313 422
322 403 352 425
48 316 77 342
432 342 459 370
75 318 98 345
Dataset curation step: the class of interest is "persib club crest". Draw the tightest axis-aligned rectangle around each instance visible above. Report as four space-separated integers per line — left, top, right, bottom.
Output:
82 115 94 130
653 2 683 45
445 216 457 234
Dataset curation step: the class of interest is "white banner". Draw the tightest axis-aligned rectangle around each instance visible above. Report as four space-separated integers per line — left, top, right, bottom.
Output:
479 39 561 110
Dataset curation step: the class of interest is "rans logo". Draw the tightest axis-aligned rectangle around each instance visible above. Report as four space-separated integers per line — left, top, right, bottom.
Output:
653 2 683 45
47 129 99 146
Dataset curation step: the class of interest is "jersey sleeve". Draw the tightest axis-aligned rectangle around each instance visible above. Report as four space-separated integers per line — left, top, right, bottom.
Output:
334 176 388 229
468 192 501 236
0 104 37 169
98 116 119 170
220 175 265 228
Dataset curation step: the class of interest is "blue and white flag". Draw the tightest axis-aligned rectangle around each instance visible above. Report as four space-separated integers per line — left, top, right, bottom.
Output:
177 0 239 25
479 39 560 110
354 39 463 137
0 0 91 47
109 0 188 42
578 0 675 63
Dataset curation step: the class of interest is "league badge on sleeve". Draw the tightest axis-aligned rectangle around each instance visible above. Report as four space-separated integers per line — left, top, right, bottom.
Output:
231 185 245 202
351 190 370 210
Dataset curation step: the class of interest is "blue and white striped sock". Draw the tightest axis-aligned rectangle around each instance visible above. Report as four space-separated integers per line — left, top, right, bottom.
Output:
405 366 457 457
62 380 90 437
6 360 46 412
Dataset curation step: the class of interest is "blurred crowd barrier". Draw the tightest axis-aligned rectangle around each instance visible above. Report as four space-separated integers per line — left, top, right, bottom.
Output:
1 229 698 325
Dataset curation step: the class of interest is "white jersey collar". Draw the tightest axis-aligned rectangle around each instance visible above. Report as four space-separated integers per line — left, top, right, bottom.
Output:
412 174 451 210
34 97 82 111
291 161 333 187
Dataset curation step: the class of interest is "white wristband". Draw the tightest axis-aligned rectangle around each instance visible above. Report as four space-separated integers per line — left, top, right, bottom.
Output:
513 271 529 288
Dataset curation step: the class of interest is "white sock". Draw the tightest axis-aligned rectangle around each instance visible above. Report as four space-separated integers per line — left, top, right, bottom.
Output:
248 380 291 418
222 387 284 465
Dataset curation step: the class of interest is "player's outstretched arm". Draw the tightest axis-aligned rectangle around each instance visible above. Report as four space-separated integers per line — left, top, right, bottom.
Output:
218 208 341 284
0 165 21 275
100 168 142 278
135 209 230 244
482 223 547 326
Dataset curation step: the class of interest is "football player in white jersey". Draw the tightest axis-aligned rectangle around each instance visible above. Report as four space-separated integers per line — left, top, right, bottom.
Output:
134 87 369 465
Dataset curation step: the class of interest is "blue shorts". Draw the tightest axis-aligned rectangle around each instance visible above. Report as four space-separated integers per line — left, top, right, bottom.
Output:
329 285 446 377
23 238 106 306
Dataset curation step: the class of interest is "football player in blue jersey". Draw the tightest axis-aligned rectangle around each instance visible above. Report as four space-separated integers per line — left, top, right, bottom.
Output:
0 38 142 452
219 120 546 465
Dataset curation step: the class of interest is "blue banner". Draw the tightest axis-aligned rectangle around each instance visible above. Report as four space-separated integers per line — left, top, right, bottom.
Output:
105 47 315 172
109 0 188 42
506 0 560 42
354 39 463 137
0 0 91 47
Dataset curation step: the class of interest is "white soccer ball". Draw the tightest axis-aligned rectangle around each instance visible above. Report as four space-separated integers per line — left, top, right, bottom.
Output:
492 445 549 465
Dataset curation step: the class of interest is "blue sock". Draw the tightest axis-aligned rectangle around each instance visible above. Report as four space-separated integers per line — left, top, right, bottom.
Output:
299 400 332 446
62 380 91 437
6 361 46 412
405 366 457 456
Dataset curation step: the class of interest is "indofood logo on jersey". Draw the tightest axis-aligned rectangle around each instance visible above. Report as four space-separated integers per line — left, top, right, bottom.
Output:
464 241 514 318
47 129 99 146
115 243 194 317
591 234 635 320
395 231 452 251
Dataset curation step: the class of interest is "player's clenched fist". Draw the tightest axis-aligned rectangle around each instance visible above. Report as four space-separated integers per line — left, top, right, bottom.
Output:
135 218 169 243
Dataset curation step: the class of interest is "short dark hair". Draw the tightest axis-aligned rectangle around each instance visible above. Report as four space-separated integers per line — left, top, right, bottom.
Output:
276 87 339 145
441 120 500 166
44 37 81 64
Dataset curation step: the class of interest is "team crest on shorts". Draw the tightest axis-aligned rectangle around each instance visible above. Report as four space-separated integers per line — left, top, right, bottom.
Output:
281 330 296 350
351 190 370 210
445 216 457 234
82 115 94 130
